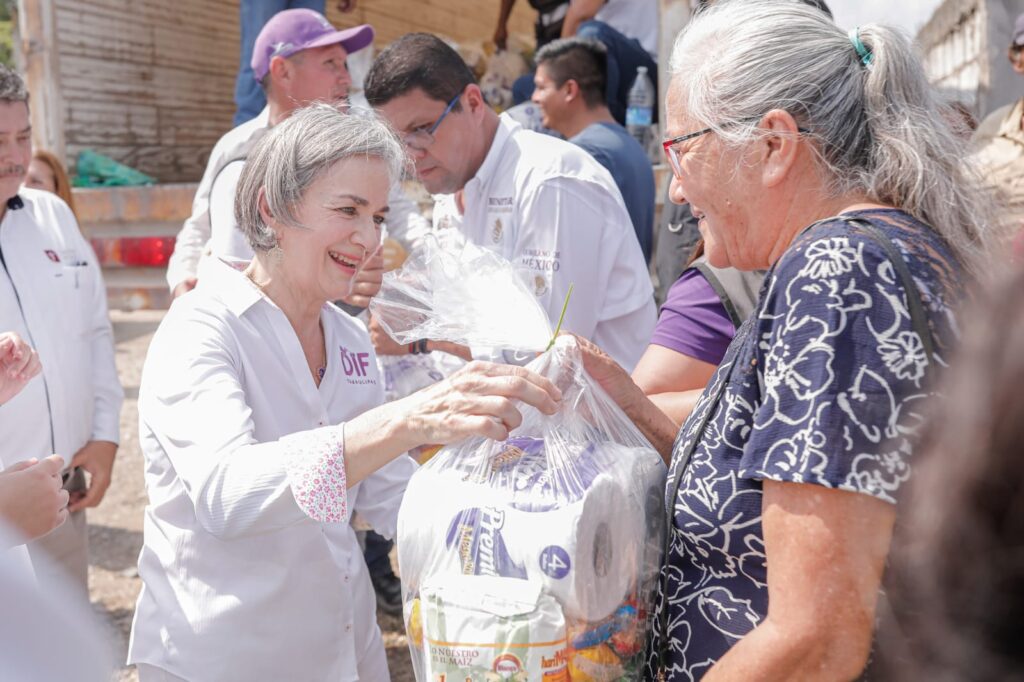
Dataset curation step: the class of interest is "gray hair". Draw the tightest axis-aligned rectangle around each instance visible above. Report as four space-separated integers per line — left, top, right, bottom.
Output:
234 103 407 252
0 65 28 105
670 0 1001 274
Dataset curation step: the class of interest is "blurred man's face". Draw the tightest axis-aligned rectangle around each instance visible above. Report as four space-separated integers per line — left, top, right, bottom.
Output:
0 101 30 204
531 64 570 133
284 43 353 108
1010 45 1024 75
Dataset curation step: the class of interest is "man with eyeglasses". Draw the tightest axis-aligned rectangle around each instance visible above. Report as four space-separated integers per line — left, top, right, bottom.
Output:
971 12 1024 238
365 33 656 371
166 8 429 302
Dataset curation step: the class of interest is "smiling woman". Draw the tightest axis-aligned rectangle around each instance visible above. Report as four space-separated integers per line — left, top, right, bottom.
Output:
128 103 564 681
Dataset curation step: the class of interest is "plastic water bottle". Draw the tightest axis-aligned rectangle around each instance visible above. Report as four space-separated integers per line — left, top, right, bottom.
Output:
626 66 656 162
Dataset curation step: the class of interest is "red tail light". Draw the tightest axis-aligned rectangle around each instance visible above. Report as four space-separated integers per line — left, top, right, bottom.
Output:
90 237 176 268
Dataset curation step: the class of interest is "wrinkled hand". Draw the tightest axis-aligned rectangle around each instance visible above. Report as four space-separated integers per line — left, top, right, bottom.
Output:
340 252 384 309
68 440 117 512
402 361 562 443
368 313 411 356
0 332 41 405
0 455 69 544
571 333 639 412
336 0 357 12
172 277 198 300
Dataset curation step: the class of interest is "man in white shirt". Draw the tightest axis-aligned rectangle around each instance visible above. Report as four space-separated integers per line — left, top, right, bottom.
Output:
366 33 655 371
166 8 429 298
0 66 123 592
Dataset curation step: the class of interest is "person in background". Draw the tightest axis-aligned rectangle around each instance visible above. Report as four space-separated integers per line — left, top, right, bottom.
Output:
877 267 1024 680
24 150 77 219
493 0 570 53
168 9 429 308
508 0 658 125
560 0 658 124
971 12 1024 234
365 33 656 372
576 0 1000 677
233 0 358 126
128 105 561 681
532 37 654 262
0 66 123 595
633 234 763 426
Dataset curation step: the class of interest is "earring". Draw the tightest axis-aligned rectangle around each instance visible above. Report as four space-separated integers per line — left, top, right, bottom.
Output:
268 244 285 264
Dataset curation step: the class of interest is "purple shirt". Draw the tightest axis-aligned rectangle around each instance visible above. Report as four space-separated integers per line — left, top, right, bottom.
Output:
649 268 735 366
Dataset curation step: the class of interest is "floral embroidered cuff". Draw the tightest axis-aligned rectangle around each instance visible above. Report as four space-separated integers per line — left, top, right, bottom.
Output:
284 424 349 524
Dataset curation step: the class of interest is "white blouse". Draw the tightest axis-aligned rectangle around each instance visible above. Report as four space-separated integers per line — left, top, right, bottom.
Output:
128 258 416 681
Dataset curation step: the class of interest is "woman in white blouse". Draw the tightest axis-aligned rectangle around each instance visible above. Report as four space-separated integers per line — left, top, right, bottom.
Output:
127 105 561 682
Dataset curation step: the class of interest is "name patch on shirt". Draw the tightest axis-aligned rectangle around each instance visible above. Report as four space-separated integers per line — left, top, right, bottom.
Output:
519 249 561 273
339 345 377 385
487 196 514 214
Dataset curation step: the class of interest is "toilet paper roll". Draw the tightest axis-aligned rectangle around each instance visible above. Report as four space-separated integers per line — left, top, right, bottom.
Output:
400 471 641 622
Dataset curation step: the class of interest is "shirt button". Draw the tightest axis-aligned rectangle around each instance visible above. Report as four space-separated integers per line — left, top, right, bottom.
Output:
344 575 350 582
345 624 352 632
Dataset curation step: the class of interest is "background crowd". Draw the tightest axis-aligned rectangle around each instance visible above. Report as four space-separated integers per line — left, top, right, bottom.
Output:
1 0 1023 680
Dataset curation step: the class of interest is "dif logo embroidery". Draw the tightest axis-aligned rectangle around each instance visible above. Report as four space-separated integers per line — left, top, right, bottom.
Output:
339 345 376 385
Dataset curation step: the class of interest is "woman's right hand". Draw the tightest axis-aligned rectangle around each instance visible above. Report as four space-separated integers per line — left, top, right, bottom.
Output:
0 332 41 405
401 361 562 445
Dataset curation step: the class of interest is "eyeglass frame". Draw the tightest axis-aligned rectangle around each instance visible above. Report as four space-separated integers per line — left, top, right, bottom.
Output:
403 91 462 151
662 118 808 178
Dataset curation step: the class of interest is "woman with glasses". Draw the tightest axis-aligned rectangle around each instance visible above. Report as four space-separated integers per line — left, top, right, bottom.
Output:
128 104 562 681
574 0 1002 678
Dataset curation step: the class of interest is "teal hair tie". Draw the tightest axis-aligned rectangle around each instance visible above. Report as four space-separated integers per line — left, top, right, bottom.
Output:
848 27 873 67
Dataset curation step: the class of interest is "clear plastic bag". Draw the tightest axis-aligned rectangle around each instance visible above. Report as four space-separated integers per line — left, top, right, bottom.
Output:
373 234 666 682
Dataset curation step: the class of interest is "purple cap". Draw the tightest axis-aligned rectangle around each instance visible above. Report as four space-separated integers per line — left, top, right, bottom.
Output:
1015 13 1024 47
251 9 374 82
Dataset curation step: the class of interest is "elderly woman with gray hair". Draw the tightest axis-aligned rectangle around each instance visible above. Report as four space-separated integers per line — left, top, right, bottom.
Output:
575 0 1001 679
127 104 561 681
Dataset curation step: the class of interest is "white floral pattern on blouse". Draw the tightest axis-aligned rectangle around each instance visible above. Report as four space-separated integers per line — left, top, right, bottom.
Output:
285 425 348 524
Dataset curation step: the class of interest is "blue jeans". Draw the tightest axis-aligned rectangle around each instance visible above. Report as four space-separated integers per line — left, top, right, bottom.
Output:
234 0 325 126
512 20 658 126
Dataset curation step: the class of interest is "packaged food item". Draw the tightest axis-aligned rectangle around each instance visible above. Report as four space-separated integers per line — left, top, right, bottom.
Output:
420 574 569 682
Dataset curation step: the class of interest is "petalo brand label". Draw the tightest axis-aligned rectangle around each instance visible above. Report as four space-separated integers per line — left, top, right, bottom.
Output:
445 507 528 579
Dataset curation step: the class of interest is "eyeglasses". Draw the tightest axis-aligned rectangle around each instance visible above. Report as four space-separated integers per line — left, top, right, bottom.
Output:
403 92 462 151
662 118 808 178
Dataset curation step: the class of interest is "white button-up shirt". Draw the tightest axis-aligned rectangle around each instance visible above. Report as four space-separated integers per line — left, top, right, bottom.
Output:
167 107 430 289
129 258 416 681
432 114 656 371
0 188 122 470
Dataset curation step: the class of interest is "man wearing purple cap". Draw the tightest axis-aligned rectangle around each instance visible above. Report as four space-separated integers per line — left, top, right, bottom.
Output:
167 8 427 301
971 12 1024 234
234 0 357 126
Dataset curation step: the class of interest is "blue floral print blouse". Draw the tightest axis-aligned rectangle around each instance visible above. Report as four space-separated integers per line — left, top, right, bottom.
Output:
645 209 963 680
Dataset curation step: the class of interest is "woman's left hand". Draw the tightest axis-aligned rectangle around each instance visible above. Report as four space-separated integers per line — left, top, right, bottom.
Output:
340 252 384 308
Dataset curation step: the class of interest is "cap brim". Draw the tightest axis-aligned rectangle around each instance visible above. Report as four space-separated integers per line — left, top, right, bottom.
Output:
305 24 375 55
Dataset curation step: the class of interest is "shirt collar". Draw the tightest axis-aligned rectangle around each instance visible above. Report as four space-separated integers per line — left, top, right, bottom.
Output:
997 98 1024 144
467 114 521 192
199 257 263 316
